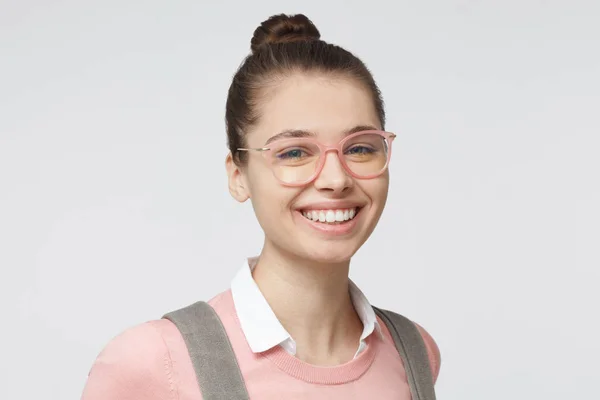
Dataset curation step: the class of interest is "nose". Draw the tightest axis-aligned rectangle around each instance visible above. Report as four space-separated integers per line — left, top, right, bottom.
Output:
313 151 353 194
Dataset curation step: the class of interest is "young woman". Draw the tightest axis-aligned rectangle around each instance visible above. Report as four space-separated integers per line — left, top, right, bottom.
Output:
81 13 441 399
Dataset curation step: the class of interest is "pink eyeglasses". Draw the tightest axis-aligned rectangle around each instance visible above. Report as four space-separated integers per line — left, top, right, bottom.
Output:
237 130 396 186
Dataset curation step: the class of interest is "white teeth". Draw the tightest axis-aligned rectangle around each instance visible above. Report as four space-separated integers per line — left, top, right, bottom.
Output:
318 211 326 222
301 208 359 224
325 210 335 222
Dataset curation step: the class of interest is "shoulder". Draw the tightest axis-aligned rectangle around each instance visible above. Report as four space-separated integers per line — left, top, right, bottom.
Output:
376 310 442 383
81 319 184 400
412 321 442 383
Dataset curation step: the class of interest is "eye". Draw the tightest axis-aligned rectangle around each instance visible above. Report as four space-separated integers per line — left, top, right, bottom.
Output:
276 148 307 159
345 145 375 155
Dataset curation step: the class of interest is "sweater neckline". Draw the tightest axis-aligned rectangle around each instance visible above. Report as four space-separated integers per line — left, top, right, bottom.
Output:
261 334 380 384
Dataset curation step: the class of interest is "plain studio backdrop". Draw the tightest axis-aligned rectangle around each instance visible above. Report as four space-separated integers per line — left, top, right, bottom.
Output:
1 0 599 398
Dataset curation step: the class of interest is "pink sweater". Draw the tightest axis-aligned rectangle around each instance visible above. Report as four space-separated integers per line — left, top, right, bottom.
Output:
81 290 441 399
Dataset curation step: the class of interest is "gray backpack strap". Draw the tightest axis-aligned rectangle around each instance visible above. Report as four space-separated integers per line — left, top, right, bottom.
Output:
162 301 249 400
373 307 437 400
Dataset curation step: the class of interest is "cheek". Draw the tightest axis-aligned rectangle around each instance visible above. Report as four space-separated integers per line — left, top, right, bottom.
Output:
245 160 277 198
246 166 299 226
362 175 390 207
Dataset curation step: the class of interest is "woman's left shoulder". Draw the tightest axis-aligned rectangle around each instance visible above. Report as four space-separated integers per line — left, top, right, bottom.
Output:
412 321 442 383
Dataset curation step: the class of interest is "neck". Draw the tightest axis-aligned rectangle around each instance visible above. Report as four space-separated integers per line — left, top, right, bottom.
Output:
252 239 363 365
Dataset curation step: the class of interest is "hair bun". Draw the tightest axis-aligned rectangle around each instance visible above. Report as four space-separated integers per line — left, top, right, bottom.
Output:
250 14 321 54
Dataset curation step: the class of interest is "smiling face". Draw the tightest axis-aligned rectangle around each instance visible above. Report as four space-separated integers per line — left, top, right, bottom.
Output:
226 73 390 264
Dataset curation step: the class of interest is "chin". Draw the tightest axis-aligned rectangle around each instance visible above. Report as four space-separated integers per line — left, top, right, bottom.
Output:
296 242 359 265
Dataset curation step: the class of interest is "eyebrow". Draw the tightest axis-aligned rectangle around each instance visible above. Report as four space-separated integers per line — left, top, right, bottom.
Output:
264 124 379 146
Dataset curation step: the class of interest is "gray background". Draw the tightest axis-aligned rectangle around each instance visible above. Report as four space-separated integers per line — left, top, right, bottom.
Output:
1 0 599 398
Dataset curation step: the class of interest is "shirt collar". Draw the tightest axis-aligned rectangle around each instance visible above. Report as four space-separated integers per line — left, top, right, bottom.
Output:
231 257 383 354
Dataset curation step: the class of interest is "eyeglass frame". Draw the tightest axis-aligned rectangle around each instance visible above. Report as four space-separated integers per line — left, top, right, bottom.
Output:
237 129 397 187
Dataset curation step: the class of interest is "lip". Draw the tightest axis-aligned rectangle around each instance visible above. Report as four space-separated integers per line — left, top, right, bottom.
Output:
293 207 363 236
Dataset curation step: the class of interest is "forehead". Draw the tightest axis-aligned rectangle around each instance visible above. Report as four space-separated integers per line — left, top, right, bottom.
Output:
248 73 380 145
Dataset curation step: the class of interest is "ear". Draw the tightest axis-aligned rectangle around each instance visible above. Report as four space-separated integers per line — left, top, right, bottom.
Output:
225 152 250 202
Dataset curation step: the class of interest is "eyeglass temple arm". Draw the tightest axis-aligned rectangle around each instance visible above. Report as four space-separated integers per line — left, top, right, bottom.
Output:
237 147 270 152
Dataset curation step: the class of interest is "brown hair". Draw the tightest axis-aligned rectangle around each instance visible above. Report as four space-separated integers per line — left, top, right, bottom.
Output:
226 13 386 164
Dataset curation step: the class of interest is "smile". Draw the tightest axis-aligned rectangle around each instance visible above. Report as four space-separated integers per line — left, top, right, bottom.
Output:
300 208 360 224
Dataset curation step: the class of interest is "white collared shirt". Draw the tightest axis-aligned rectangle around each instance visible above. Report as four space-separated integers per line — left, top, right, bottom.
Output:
231 257 383 359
